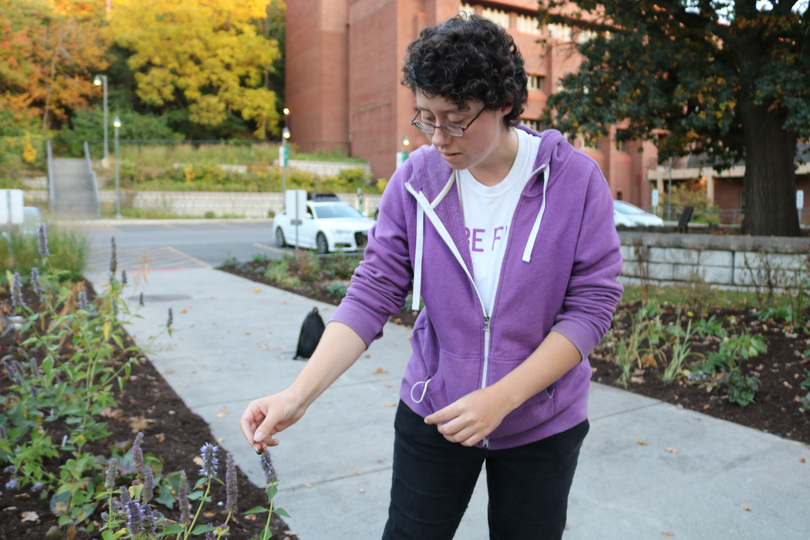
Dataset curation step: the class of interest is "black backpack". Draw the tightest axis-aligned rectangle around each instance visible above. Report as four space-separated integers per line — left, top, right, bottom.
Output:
294 307 325 360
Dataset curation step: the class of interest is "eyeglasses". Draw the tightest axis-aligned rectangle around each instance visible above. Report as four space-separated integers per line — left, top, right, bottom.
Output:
410 106 485 137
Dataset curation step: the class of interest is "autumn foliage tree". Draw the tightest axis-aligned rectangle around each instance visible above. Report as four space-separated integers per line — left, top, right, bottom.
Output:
0 0 109 131
110 0 281 139
539 0 810 237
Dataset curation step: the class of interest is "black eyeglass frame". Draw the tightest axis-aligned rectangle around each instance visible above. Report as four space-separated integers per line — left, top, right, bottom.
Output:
410 106 486 137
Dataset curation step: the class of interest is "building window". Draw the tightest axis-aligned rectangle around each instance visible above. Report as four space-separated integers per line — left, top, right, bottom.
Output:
615 137 627 152
527 74 544 91
482 7 510 29
522 118 543 131
547 23 572 41
516 14 541 35
577 28 597 44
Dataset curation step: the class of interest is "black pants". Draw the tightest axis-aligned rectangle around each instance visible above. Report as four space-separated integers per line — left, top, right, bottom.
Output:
382 402 588 540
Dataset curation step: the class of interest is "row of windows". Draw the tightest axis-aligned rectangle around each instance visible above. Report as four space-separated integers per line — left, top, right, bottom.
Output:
461 3 594 41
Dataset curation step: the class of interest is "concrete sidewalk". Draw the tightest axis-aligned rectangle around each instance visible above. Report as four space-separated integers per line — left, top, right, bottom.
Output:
88 267 809 540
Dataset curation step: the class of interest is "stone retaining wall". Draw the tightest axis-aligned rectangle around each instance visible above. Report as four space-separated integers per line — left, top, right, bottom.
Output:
619 231 810 291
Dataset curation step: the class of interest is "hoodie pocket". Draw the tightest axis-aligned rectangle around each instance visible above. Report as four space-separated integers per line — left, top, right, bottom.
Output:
486 355 557 438
422 349 482 413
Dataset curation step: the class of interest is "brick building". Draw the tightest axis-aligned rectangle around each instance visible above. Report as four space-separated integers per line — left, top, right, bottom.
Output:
285 0 660 209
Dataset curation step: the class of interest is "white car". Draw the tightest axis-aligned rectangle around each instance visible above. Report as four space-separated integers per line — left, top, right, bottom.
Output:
613 200 664 227
273 201 376 254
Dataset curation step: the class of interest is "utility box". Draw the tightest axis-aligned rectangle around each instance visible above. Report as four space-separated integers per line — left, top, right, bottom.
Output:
0 189 24 225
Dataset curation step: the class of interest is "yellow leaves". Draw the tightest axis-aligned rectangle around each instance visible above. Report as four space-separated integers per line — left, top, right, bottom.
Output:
112 0 280 133
103 321 111 341
22 132 36 164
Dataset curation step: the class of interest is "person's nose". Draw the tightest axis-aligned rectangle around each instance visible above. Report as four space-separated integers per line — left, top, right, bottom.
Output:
429 128 452 147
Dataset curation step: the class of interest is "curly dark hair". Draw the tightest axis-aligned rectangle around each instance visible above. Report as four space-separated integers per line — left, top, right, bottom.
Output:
401 13 528 127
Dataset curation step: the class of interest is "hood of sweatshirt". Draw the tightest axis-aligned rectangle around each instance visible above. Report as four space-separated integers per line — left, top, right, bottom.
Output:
403 127 570 310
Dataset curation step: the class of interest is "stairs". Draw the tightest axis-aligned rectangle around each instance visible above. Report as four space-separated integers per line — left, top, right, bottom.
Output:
51 158 100 220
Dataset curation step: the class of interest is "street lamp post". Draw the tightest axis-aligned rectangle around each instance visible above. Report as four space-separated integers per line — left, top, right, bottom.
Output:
113 116 122 218
397 135 410 168
281 126 291 205
93 75 109 167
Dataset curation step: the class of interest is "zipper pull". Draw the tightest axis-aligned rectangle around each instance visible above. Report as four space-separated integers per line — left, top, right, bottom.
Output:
483 316 490 332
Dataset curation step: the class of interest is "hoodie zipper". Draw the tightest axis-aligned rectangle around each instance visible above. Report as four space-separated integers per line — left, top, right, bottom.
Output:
481 315 491 448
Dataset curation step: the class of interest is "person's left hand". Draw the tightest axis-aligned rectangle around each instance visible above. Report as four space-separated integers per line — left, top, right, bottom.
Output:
424 387 512 447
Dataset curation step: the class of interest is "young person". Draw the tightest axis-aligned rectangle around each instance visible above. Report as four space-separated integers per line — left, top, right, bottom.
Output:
241 13 623 539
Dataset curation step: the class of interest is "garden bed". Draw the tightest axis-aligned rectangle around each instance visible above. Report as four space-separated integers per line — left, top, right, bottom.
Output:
0 285 293 539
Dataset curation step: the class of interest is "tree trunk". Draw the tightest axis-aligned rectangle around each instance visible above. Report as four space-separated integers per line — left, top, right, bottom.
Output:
739 97 800 237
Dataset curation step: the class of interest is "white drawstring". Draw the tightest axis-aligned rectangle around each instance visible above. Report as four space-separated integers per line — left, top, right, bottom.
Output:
410 378 431 403
522 165 549 263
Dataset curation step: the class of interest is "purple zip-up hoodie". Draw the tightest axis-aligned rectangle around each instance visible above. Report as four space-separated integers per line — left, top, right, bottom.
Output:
332 127 623 450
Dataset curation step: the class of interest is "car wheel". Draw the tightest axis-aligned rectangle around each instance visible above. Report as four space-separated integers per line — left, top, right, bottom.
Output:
275 228 286 247
316 232 329 255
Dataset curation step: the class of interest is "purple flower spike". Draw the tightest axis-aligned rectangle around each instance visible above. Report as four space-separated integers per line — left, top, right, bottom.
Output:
142 466 154 503
178 470 191 524
11 272 25 309
77 290 88 311
37 223 49 258
167 308 173 328
5 479 17 491
131 432 144 470
259 447 278 485
30 267 43 297
199 443 219 479
121 269 127 286
105 458 118 490
30 482 43 493
109 237 117 275
125 500 144 536
225 452 238 514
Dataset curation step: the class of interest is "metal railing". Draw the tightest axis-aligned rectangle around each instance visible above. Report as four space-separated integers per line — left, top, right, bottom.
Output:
83 141 102 218
46 140 55 213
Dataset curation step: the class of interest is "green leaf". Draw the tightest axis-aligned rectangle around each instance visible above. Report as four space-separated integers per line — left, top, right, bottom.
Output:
274 507 290 518
244 506 270 515
191 524 217 534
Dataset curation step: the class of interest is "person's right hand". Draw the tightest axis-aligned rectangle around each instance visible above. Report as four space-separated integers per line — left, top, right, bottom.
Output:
240 389 306 453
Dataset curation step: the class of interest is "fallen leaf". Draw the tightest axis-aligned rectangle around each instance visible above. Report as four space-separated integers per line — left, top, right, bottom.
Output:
164 369 174 375
383 403 396 407
216 406 228 418
352 469 363 475
245 514 258 521
244 331 251 336
181 307 188 314
204 511 216 518
358 488 366 493
155 433 166 443
193 456 204 467
129 416 152 432
304 482 312 488
217 437 225 443
665 447 679 454
741 505 751 512
800 458 806 463
662 532 675 537
635 440 648 446
253 287 262 293
372 367 388 375
21 511 39 522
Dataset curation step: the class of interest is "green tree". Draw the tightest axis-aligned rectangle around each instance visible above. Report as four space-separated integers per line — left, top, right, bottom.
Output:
110 0 281 139
539 1 810 237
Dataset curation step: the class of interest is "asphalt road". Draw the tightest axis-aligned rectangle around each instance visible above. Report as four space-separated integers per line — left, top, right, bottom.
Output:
82 219 284 274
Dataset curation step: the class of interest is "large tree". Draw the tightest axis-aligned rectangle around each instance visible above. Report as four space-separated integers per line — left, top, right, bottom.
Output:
0 0 109 131
110 0 281 139
539 0 810 237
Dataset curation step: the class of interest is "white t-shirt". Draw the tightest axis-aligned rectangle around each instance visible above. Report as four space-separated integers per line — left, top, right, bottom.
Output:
457 129 542 314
